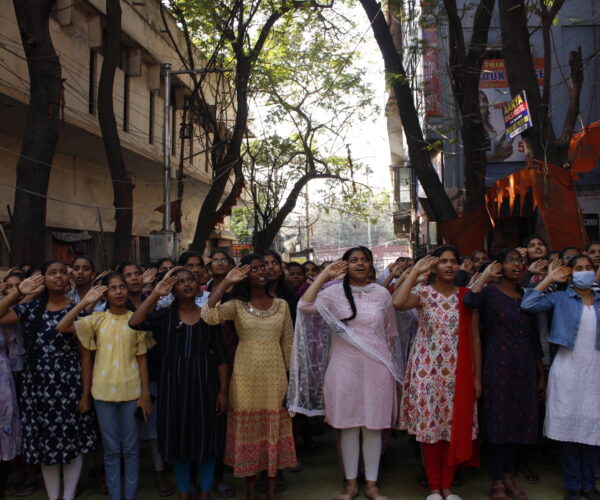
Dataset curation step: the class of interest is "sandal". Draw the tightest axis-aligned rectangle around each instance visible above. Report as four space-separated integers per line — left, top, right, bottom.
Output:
155 471 175 497
490 482 509 500
97 474 108 495
15 482 37 497
517 467 540 485
364 485 388 500
335 484 358 500
504 479 528 500
216 481 236 499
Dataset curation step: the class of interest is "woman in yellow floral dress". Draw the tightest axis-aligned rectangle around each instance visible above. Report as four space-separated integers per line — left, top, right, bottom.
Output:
202 254 296 500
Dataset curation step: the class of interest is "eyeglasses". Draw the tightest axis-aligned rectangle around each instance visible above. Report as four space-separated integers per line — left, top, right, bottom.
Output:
211 258 229 264
505 257 524 264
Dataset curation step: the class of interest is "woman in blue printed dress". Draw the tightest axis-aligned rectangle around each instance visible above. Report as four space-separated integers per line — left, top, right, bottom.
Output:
0 261 96 500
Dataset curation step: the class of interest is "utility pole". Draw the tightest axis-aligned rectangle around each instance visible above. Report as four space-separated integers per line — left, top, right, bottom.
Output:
153 64 231 260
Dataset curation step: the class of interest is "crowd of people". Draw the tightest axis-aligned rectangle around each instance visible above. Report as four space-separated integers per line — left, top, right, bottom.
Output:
0 237 598 500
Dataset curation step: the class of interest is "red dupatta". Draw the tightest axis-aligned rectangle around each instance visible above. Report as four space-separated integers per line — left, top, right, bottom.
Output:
448 287 479 467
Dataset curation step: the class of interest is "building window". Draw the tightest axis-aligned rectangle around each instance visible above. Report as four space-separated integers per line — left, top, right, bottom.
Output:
88 50 96 114
395 167 412 204
148 91 154 144
123 74 130 132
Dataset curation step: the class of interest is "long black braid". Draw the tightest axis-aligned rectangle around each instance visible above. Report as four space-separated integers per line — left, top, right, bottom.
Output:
340 246 373 323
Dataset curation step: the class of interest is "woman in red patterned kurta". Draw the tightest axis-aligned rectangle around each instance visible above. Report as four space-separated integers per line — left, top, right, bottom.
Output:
394 246 481 500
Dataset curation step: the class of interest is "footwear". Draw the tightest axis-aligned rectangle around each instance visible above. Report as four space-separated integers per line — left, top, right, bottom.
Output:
504 479 528 500
364 485 388 500
564 491 581 500
334 484 358 500
445 495 463 500
582 490 600 500
491 482 508 500
425 495 443 500
215 482 236 499
517 467 540 485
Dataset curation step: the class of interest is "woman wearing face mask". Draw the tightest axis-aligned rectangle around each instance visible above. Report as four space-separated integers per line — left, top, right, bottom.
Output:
521 255 600 500
393 246 481 500
202 255 296 500
0 262 97 500
289 247 403 500
464 249 544 500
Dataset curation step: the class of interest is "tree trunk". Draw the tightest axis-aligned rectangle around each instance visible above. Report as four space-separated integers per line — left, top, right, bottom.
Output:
443 0 494 213
359 0 457 222
98 0 133 264
189 57 250 253
498 0 558 163
9 0 61 265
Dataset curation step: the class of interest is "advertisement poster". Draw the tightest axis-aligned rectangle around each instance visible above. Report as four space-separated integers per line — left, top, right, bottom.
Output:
479 59 544 162
503 90 533 139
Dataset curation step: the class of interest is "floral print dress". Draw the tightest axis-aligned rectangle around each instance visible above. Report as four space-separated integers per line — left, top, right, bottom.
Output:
400 284 478 443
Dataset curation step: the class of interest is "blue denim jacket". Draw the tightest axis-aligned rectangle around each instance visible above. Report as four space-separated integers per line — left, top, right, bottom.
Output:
521 287 600 350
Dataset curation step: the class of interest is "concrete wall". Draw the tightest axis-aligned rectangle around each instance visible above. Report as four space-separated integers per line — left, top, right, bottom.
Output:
0 0 236 260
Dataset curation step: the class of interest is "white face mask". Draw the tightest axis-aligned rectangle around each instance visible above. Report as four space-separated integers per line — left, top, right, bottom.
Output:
572 270 596 290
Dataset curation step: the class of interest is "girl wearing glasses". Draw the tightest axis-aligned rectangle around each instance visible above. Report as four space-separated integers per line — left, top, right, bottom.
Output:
202 254 296 500
464 249 545 500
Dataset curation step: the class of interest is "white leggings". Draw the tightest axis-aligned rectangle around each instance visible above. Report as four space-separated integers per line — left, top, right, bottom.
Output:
340 427 382 482
40 454 83 500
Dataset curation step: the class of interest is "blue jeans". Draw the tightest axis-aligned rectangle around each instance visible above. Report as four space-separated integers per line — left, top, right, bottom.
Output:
559 441 600 491
94 400 140 500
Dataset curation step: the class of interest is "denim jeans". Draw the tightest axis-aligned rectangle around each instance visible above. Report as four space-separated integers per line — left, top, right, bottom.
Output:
559 441 600 491
94 399 140 500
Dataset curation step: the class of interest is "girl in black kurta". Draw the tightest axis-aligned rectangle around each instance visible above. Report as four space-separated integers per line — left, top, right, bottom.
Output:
129 268 229 500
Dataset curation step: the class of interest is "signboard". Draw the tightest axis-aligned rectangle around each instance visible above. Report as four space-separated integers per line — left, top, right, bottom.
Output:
422 27 441 116
479 59 544 162
503 91 532 139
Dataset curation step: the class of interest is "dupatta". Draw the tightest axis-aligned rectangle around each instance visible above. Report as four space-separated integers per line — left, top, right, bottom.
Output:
448 287 479 467
287 283 405 421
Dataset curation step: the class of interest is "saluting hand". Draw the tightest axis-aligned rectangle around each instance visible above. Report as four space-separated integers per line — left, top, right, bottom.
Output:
224 265 251 284
82 285 107 306
18 275 45 296
154 276 178 297
323 259 347 281
481 261 503 283
547 265 571 283
142 267 158 286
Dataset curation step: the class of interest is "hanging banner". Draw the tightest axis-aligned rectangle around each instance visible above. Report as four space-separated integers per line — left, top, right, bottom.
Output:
503 91 532 139
423 27 441 117
479 59 544 162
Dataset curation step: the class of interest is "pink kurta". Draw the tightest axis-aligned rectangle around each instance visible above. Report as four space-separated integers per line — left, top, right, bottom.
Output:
298 283 399 430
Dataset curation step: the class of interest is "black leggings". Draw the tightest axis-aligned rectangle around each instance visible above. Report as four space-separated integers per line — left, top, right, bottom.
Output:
489 443 519 481
0 461 10 498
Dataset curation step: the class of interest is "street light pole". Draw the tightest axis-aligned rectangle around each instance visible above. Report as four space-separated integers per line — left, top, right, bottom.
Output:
161 65 232 232
163 63 172 231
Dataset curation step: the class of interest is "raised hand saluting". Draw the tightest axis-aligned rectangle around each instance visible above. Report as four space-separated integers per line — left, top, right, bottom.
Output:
18 275 45 296
323 259 347 281
82 285 107 306
224 265 251 285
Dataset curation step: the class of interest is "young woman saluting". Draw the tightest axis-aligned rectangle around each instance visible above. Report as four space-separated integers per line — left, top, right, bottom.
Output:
202 255 296 500
128 268 229 500
393 246 481 500
56 272 153 500
0 262 96 500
